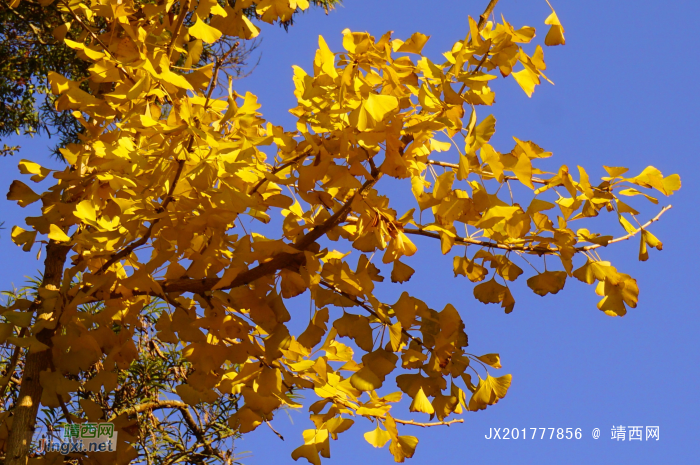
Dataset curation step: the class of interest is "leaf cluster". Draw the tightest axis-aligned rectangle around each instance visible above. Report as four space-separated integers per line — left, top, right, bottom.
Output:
0 0 337 158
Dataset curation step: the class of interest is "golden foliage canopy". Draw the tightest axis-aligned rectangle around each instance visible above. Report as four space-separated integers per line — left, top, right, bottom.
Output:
1 0 679 463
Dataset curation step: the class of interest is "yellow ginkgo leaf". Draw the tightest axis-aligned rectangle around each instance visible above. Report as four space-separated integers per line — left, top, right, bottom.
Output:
228 407 263 434
364 424 391 448
212 8 260 39
527 271 567 296
18 160 51 182
644 230 663 251
544 3 566 46
315 35 339 78
391 260 415 283
618 215 637 234
363 93 399 125
544 23 565 46
502 287 516 314
6 180 41 207
350 366 383 392
433 171 454 200
468 374 512 411
2 311 33 327
291 444 321 465
11 226 37 252
389 321 403 352
395 32 430 54
52 22 70 41
47 224 71 242
480 144 505 181
453 256 487 282
390 435 419 462
409 387 435 415
476 353 502 369
639 233 649 262
334 312 374 352
603 166 629 178
74 200 97 223
512 68 539 97
189 17 222 44
474 278 507 304
511 153 534 188
472 114 496 149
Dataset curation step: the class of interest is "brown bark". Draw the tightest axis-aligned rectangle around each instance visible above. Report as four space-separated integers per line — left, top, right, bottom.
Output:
477 0 499 29
4 242 70 465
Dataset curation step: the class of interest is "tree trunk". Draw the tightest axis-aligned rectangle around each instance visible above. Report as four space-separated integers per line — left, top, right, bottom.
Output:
4 242 69 465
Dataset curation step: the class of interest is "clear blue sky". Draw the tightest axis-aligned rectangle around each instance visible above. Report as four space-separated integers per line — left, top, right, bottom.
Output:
2 1 699 464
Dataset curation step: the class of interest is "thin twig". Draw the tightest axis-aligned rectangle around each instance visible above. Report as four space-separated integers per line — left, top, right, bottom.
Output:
580 205 672 251
59 0 118 63
318 280 429 351
111 399 221 459
0 328 26 400
344 206 672 255
426 159 548 185
166 0 191 59
477 0 500 29
204 42 240 108
471 44 493 75
392 418 464 428
266 420 284 441
81 204 671 303
399 225 553 254
248 151 312 195
95 156 187 274
82 176 380 302
457 0 500 93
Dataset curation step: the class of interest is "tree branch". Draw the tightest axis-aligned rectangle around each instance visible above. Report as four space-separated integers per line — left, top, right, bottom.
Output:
5 242 71 465
95 156 187 275
401 226 553 253
579 205 672 251
477 0 499 29
457 0 499 94
0 328 26 400
80 177 382 302
266 420 284 441
248 151 312 195
296 176 380 250
204 42 239 108
318 280 430 351
345 206 672 255
112 399 220 458
392 418 464 428
166 0 191 59
58 0 126 74
426 159 548 185
84 203 671 306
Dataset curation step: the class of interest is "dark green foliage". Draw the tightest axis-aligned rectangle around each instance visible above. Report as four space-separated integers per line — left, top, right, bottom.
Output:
0 1 87 158
0 0 342 159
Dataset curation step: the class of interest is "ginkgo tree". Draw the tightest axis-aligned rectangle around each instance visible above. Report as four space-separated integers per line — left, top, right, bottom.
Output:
0 0 680 464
